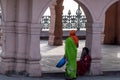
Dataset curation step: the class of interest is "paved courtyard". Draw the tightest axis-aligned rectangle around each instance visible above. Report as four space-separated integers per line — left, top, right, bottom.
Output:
40 40 120 73
0 74 119 80
1 75 120 80
40 40 85 73
0 40 120 79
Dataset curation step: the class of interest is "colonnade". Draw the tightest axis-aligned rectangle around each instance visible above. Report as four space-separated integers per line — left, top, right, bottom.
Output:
0 0 118 77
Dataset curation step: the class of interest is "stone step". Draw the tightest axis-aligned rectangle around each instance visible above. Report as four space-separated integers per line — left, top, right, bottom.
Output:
103 71 120 76
42 72 65 78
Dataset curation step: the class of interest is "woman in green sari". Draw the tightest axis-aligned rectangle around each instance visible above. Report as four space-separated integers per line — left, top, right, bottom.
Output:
65 30 79 80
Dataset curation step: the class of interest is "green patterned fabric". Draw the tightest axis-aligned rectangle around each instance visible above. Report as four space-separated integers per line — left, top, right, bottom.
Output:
65 37 77 79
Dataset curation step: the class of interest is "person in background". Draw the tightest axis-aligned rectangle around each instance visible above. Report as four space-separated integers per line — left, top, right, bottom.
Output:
65 30 79 80
77 47 91 76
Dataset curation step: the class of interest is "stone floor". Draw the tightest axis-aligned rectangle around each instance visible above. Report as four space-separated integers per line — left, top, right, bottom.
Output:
0 40 120 79
1 74 120 80
40 40 120 73
101 44 120 71
0 40 120 73
40 40 85 73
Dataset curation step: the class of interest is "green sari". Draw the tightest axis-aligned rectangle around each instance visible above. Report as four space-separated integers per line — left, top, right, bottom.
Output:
65 37 77 79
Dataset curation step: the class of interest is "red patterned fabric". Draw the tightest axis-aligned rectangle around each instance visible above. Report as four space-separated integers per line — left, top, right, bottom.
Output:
77 55 91 76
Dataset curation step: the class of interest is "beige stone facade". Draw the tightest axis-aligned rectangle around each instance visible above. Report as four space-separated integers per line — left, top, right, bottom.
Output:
0 0 119 77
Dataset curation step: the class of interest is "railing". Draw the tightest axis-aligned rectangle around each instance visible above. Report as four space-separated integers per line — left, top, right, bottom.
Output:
41 6 87 31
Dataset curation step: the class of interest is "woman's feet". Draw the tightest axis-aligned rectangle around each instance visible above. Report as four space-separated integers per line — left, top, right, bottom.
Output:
65 77 76 80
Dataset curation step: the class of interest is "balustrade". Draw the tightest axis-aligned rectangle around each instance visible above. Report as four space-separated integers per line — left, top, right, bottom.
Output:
41 6 87 31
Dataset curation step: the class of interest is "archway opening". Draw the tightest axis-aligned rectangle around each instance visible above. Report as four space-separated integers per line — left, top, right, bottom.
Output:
102 1 120 72
40 0 88 73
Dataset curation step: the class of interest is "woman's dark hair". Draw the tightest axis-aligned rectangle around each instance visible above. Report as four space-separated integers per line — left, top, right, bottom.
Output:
80 47 89 59
83 47 89 54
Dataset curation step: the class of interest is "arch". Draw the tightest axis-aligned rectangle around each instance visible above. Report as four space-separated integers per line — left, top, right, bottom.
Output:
36 0 95 26
37 0 95 23
103 1 119 44
75 0 119 23
74 0 93 23
101 0 119 32
100 0 118 21
37 0 57 23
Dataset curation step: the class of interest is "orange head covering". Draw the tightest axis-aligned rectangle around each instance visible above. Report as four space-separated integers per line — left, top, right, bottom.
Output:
69 30 79 46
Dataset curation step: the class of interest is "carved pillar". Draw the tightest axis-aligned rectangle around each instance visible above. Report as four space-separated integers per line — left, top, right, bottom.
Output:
26 23 41 77
15 22 27 73
86 22 102 75
15 0 28 73
0 0 16 74
48 0 64 46
0 22 16 74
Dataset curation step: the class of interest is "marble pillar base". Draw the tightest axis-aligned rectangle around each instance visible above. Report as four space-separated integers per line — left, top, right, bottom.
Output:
26 61 41 77
15 59 26 73
0 58 15 74
89 59 103 75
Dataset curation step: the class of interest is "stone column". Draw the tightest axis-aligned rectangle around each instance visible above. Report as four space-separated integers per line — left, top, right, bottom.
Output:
15 22 27 73
0 0 16 74
14 0 29 73
26 23 41 77
48 0 63 46
0 22 16 74
86 22 102 75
